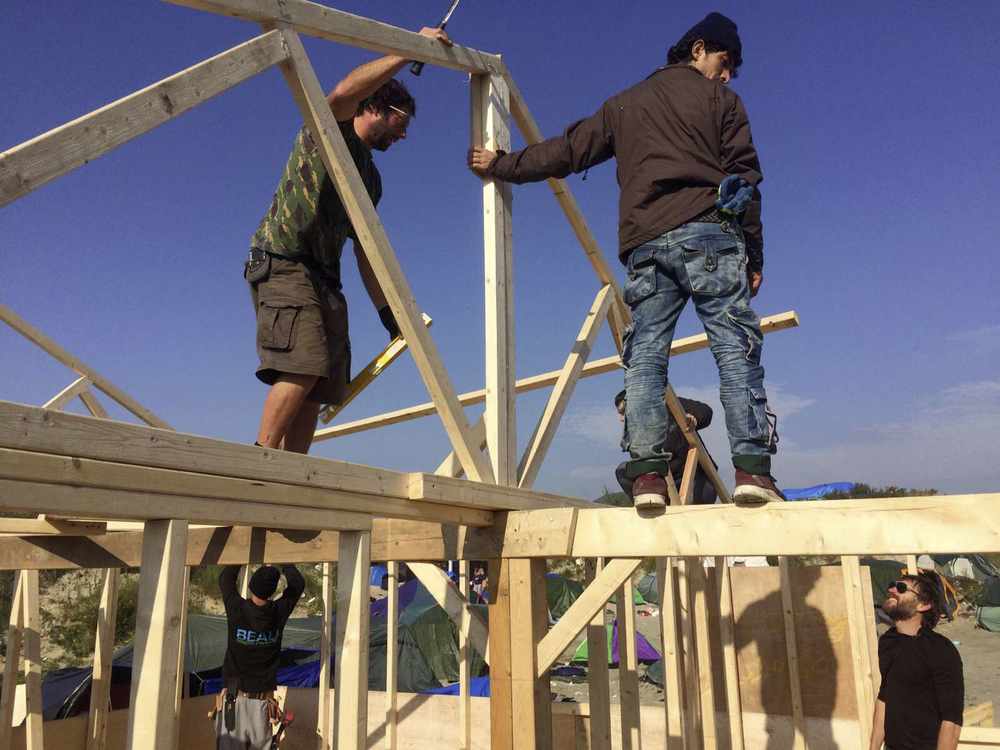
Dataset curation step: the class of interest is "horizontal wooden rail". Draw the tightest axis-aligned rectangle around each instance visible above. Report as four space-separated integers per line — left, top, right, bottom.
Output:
314 310 799 440
0 31 288 207
164 0 502 74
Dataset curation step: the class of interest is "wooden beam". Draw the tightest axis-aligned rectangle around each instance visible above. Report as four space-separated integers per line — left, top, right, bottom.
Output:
434 415 486 478
334 531 371 750
457 560 472 750
0 477 373 532
0 308 171 428
778 560 806 750
716 558 745 750
0 30 286 207
0 573 25 749
860 568 881 702
165 0 501 74
126 520 189 750
276 28 493 484
79 391 109 419
43 377 92 411
172 567 190 750
656 559 686 750
689 562 717 750
0 517 106 535
473 72 516 486
906 554 919 574
21 570 43 750
665 386 730 502
493 493 1000 557
535 558 642 677
317 314 432 425
508 558 552 750
843 556 874 745
518 285 613 489
584 559 612 750
409 472 590 512
407 562 489 664
499 68 630 353
385 560 399 750
616 577 642 750
488 557 514 750
317 561 333 750
87 568 121 750
313 311 800 440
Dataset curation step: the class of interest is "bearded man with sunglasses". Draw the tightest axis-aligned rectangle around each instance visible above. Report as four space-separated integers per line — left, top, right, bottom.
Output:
870 572 964 750
245 27 451 454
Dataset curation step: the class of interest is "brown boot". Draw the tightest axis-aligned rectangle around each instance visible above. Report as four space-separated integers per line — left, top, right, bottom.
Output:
733 469 786 505
632 472 667 509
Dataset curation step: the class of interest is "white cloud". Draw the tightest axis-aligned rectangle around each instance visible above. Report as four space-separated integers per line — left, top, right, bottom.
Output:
946 324 1000 355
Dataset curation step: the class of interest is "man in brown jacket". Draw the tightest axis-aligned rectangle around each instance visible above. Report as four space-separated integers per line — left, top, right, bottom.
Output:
469 12 782 505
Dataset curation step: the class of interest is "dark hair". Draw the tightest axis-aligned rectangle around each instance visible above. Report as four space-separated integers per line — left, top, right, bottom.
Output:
903 572 947 630
356 79 416 119
667 33 741 77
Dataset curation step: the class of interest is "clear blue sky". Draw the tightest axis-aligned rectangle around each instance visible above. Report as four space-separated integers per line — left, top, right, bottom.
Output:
3 1 999 498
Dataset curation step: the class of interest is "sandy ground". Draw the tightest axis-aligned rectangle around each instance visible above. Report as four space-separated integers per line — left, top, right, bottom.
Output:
549 604 999 717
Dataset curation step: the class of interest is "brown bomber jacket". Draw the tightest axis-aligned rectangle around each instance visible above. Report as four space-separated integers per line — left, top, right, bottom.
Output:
487 64 765 270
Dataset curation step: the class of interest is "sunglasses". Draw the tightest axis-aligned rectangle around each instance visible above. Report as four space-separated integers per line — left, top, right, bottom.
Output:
890 580 917 594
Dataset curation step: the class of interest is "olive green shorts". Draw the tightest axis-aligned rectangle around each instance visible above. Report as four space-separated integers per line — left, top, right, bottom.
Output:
249 254 350 405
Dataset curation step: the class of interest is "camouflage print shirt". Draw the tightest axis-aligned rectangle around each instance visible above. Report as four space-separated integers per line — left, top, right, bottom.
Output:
251 120 382 290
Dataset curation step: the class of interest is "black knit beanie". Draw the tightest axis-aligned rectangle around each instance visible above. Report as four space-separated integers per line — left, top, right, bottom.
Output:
249 566 280 599
679 12 743 68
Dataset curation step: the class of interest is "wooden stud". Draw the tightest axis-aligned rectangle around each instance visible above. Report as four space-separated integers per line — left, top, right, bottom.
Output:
458 560 472 750
334 531 371 750
488 557 514 750
125 520 189 750
0 572 25 749
385 561 399 750
318 313 432 425
472 72 516 486
275 28 493 484
778 560 806 749
676 558 701 749
843 556 874 745
79 391 109 419
407 562 489 664
20 570 43 750
536 558 642 677
584 559 612 750
0 27 287 209
317 562 333 750
87 568 121 750
665 386 730 503
860 568 881 702
906 554 919 574
616 577 642 750
166 0 502 74
314 311 801 440
238 565 251 598
509 558 552 750
716 557 745 750
518 285 613 489
434 415 486 479
690 562 719 749
43 376 92 410
172 567 191 750
656 559 686 750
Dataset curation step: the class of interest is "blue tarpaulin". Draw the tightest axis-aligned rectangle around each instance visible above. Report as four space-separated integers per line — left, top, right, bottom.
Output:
421 676 491 697
783 482 856 500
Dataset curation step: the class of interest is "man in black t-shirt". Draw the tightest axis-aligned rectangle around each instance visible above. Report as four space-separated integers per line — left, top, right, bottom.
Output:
216 564 305 749
870 572 963 750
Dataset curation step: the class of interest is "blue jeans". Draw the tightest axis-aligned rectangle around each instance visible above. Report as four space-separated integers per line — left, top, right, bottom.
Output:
622 221 777 477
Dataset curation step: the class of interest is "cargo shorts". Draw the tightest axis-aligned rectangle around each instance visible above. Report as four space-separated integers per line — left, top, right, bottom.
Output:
248 253 350 405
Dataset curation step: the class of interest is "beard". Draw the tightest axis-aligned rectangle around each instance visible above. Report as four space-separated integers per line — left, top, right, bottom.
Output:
883 596 919 622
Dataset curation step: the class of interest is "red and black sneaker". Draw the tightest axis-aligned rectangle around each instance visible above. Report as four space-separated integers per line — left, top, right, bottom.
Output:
733 469 786 505
632 472 667 509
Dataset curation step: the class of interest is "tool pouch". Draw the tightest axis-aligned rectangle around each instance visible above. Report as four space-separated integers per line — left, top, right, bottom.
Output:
224 691 237 732
244 248 271 284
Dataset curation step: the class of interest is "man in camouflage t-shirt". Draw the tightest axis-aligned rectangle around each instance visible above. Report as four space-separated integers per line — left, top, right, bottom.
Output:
246 26 452 455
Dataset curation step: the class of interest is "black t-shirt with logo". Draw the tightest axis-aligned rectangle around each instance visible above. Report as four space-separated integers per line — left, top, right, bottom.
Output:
220 565 305 692
878 626 964 750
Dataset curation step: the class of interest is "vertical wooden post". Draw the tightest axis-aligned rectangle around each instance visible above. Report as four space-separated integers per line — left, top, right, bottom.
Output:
488 557 514 750
173 567 191 750
0 573 25 749
458 560 472 750
334 532 371 750
906 554 919 575
676 558 701 749
860 570 881 701
317 562 333 750
778 560 806 750
21 570 43 750
843 556 874 745
716 558 745 750
585 559 612 750
126 519 189 750
616 578 642 750
239 565 251 598
656 559 686 750
690 561 718 749
472 71 516 486
385 561 399 750
508 558 552 750
88 568 121 750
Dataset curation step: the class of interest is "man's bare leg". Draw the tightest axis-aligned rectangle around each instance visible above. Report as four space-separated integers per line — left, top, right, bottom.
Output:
282 400 322 454
256 374 319 449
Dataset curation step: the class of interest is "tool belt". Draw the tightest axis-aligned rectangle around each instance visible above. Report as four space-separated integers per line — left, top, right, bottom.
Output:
209 688 280 725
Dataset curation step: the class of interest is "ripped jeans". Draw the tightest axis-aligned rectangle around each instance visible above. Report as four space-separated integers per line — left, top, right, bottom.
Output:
622 221 777 477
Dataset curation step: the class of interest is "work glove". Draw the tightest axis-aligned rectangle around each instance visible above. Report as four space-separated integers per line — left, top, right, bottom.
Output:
378 305 401 340
715 175 754 218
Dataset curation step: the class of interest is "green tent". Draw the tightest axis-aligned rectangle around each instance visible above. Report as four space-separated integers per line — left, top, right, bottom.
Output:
976 607 1000 632
546 574 585 620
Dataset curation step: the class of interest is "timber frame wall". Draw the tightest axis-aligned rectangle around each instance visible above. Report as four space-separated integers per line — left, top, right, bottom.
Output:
1 2 999 750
